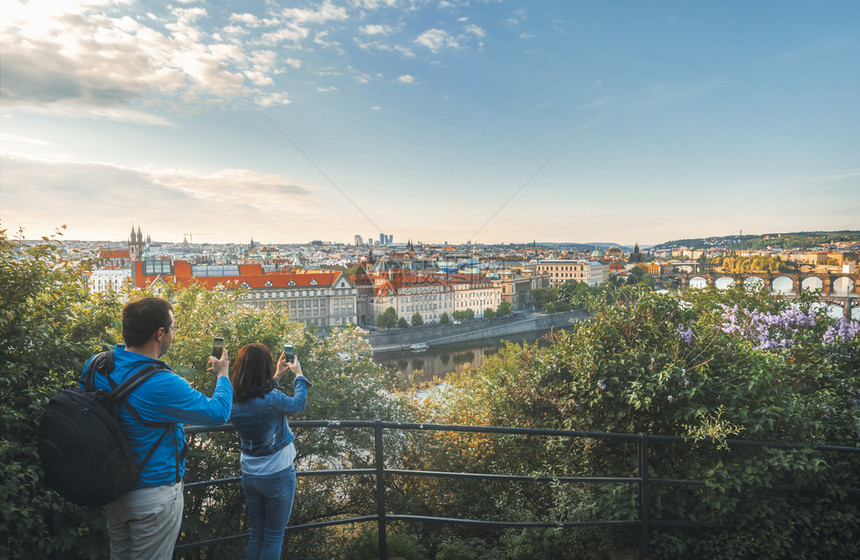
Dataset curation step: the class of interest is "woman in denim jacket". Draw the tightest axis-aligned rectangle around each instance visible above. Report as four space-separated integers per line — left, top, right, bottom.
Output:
229 343 311 560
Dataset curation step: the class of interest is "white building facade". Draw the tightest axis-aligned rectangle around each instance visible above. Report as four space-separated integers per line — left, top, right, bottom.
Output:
88 269 132 293
535 259 609 288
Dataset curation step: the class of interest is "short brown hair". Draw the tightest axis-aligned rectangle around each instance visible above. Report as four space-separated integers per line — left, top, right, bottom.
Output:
122 297 173 347
231 343 277 403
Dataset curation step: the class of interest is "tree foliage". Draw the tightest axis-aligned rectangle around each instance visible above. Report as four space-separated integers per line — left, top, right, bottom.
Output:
1 228 119 559
496 301 513 317
719 254 788 273
376 306 398 329
452 309 475 322
0 228 409 559
405 285 860 559
5 224 858 559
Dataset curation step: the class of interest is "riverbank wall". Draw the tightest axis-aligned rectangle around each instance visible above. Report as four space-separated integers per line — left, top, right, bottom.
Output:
368 310 589 352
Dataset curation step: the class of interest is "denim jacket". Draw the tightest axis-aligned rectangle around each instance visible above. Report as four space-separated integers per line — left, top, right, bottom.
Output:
230 377 311 457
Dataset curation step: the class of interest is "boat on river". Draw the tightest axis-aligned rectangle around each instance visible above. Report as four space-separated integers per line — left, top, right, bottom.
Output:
410 342 429 353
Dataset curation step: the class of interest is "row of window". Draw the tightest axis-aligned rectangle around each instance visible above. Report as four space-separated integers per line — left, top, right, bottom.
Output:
401 303 441 313
245 289 356 299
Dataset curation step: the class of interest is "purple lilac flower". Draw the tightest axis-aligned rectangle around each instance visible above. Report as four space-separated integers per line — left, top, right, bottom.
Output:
677 323 693 344
720 304 821 352
823 317 860 344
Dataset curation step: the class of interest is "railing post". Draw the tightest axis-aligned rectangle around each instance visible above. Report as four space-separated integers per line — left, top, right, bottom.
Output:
638 433 649 560
375 419 388 560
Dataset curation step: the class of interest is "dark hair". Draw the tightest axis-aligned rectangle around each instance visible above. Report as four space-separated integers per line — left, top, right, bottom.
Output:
122 297 173 347
231 343 277 403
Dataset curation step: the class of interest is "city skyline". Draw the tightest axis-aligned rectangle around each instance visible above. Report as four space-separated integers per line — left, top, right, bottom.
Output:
2 1 859 246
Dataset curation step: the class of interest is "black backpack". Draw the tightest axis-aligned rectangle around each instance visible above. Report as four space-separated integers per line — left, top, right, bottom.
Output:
38 351 172 507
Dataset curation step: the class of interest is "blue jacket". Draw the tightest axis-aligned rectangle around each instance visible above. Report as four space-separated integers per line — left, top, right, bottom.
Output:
82 345 233 488
230 377 310 457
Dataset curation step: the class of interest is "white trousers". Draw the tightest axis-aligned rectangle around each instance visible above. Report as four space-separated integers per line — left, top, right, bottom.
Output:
103 482 184 560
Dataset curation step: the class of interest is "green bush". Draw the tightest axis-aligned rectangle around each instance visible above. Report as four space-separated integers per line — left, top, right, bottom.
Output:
348 525 422 560
1 228 119 559
0 228 409 559
409 285 860 559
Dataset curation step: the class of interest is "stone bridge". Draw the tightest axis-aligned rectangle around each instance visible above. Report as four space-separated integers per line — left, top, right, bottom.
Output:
669 271 860 299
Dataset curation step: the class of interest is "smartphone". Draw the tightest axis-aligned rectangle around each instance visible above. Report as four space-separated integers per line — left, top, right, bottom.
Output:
283 344 294 363
213 337 224 359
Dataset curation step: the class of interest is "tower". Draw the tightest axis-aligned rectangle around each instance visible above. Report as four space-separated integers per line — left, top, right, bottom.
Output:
629 242 641 264
129 225 146 262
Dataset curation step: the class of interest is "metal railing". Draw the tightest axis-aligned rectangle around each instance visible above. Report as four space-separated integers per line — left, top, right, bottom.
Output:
176 420 860 560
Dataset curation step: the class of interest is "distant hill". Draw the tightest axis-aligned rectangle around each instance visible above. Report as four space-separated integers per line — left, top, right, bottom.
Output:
535 242 634 253
654 231 860 251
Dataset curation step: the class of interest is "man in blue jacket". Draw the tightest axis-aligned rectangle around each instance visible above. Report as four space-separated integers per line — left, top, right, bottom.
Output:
83 297 233 559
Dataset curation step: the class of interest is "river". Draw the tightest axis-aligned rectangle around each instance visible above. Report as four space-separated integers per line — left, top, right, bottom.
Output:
373 329 560 388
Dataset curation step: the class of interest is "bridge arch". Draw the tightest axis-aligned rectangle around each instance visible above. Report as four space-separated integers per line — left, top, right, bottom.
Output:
832 277 855 297
689 276 708 289
801 277 823 292
744 276 765 292
714 276 735 290
772 276 795 295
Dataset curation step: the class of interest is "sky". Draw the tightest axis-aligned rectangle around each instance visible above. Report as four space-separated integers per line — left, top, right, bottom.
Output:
1 0 858 246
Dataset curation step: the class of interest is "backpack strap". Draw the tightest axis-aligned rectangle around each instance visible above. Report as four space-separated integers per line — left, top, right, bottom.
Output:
82 351 115 392
87 352 179 482
109 363 170 406
110 363 175 432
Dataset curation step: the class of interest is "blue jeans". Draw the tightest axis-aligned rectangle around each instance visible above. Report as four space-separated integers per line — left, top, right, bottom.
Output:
242 466 296 560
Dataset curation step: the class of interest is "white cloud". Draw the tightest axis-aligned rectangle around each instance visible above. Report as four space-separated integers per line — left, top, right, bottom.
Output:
314 29 342 49
351 0 401 8
464 24 486 37
0 1 292 114
354 37 391 52
0 133 50 148
256 92 292 107
279 2 349 25
260 25 310 45
0 153 319 241
15 103 177 126
397 74 416 84
229 13 261 27
360 24 393 35
414 29 460 53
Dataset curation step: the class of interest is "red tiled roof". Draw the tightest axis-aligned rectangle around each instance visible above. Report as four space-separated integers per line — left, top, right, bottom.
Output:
349 274 373 286
134 260 344 290
100 249 130 259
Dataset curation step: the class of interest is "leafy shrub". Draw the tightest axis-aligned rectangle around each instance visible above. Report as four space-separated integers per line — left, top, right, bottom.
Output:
348 525 422 560
1 228 119 559
408 285 860 559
